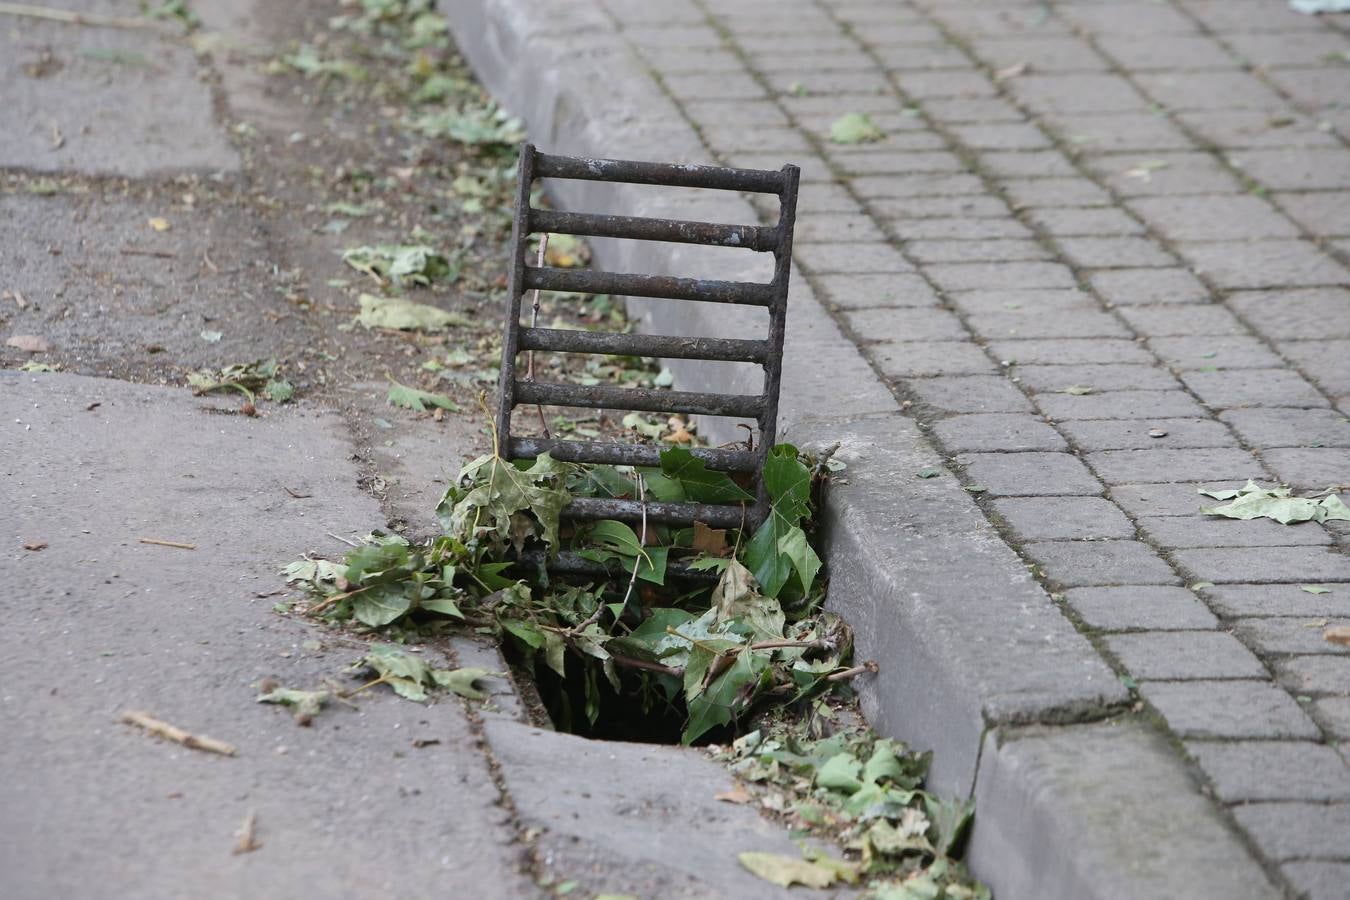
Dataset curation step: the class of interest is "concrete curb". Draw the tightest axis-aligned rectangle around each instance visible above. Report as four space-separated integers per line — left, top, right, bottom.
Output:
442 2 1280 896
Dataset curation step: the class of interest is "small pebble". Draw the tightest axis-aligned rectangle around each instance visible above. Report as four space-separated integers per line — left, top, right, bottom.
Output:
1148 428 1167 438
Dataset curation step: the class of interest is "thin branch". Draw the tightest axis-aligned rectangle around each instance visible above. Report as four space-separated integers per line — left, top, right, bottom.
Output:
609 654 681 677
748 637 832 652
0 2 167 29
525 233 550 438
826 660 879 682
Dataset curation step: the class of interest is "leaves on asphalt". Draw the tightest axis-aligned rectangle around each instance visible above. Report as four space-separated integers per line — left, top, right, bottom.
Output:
187 359 294 405
738 852 839 888
351 645 488 702
343 243 453 286
1200 481 1350 524
257 687 329 725
387 378 461 412
357 294 472 330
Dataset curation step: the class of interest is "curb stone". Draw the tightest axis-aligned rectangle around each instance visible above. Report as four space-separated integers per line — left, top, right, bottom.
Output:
442 2 1282 895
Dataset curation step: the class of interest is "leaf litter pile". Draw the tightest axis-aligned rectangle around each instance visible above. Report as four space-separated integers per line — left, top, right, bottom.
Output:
281 416 987 895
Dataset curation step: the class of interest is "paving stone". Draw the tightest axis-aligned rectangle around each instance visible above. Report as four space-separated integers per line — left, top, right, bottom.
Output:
1202 584 1350 619
1009 74 1150 114
956 451 1103 497
1001 177 1114 209
1025 207 1145 237
1227 288 1350 340
1145 680 1320 738
1056 236 1177 269
1230 148 1350 192
1149 336 1284 370
1264 449 1350 491
1311 698 1350 741
1280 340 1350 397
1116 304 1249 336
870 195 1012 220
1177 240 1348 290
1057 3 1199 36
1222 31 1350 68
871 341 998 378
844 307 968 342
1089 268 1211 306
1111 482 1245 518
830 150 969 176
1180 369 1330 410
1039 111 1195 153
986 338 1156 366
905 239 1050 264
795 242 915 274
791 213 887 243
1266 69 1350 116
889 218 1032 241
1275 192 1350 238
1086 151 1245 197
979 150 1080 180
1065 586 1219 631
1126 195 1301 242
1105 631 1269 679
923 261 1077 292
662 71 767 99
948 288 1094 317
1282 861 1350 900
992 497 1136 541
932 413 1067 453
1086 448 1268 484
1094 34 1237 70
1173 547 1350 584
1178 110 1342 150
1039 390 1207 422
967 309 1131 340
1274 654 1350 695
1230 802 1350 863
1060 419 1235 451
814 273 940 309
921 98 1026 125
1221 408 1350 448
1187 740 1350 803
701 125 815 155
893 70 997 100
1024 540 1181 587
850 173 987 198
1139 515 1334 549
1134 71 1286 111
966 35 1107 73
1234 617 1350 657
906 375 1034 414
947 122 1053 151
1015 364 1180 394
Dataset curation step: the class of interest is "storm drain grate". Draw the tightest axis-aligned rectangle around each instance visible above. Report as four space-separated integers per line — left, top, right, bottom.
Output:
495 143 800 550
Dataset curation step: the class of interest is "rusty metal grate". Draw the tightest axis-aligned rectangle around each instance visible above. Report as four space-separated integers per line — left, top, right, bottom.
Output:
495 143 800 543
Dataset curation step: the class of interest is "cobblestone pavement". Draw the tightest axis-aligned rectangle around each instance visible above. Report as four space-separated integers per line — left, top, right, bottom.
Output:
591 0 1350 894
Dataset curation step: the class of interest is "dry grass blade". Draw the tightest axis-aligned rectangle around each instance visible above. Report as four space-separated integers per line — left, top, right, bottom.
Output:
119 710 238 756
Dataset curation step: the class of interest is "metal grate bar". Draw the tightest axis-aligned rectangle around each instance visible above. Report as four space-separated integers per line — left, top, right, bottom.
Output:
565 496 750 529
533 151 786 194
523 266 775 307
508 437 758 472
518 327 769 363
515 381 764 419
529 208 778 251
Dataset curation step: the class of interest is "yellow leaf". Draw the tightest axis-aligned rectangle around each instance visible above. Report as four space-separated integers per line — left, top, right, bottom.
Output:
148 217 171 232
738 852 836 888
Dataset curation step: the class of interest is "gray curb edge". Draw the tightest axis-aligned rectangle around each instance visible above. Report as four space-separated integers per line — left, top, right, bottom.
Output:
442 2 1281 896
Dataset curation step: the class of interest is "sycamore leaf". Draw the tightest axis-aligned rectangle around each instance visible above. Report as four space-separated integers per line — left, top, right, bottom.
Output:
358 294 471 330
659 446 754 504
430 666 498 700
1302 585 1332 595
738 852 837 889
257 687 329 724
387 379 462 413
817 751 864 793
1201 480 1350 525
355 645 437 701
683 649 768 744
828 112 884 145
915 466 942 479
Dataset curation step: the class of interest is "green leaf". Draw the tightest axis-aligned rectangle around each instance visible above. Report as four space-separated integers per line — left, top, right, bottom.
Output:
344 244 453 286
387 379 461 413
355 645 437 701
420 595 463 617
1059 385 1095 395
924 795 975 857
352 587 414 626
828 112 884 145
816 751 864 793
257 687 328 723
263 379 294 403
777 527 822 598
430 666 497 700
659 446 754 504
915 466 942 479
738 852 837 888
683 650 768 744
1201 480 1350 525
439 452 573 552
712 559 785 642
357 293 470 330
1301 585 1332 595
762 444 812 524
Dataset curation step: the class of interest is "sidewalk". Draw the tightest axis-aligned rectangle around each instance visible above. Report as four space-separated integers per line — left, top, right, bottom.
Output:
448 0 1350 896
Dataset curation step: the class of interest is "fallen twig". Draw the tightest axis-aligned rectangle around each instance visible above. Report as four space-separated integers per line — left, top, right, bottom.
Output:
139 537 196 550
232 811 261 855
119 710 238 756
826 661 879 682
0 2 166 29
119 247 176 259
608 654 682 677
283 486 312 499
325 531 359 547
525 233 550 438
1325 626 1350 647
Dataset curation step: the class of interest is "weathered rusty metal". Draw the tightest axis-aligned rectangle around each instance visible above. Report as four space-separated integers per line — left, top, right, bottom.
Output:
496 143 800 560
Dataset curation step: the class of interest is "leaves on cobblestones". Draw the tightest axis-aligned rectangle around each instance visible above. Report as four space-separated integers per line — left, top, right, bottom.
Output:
357 294 471 331
829 112 885 145
1200 480 1350 524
